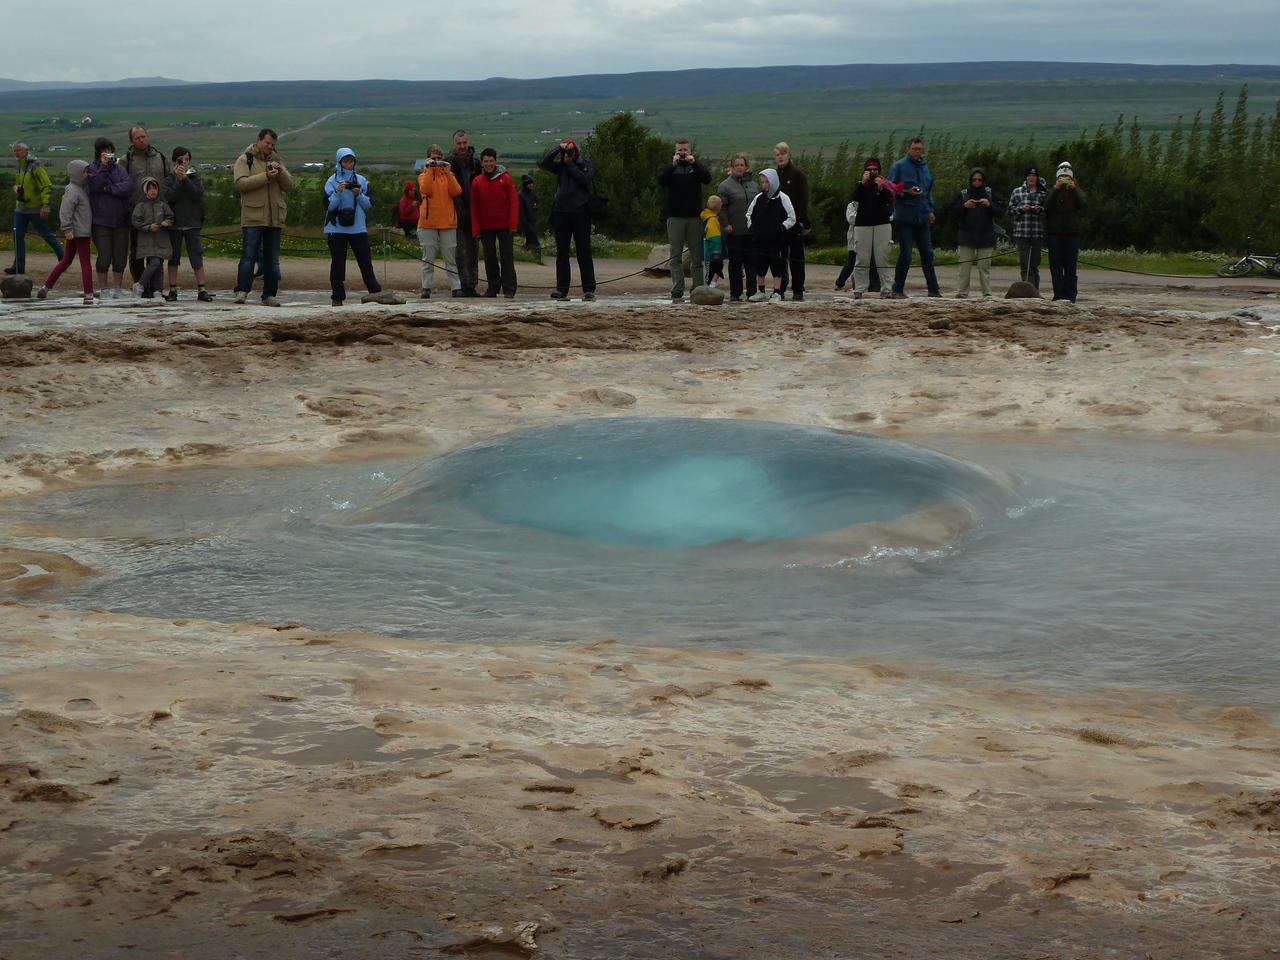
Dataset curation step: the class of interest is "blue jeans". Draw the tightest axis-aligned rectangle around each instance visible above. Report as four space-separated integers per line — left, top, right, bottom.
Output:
236 226 281 297
11 210 64 271
1046 233 1080 302
892 220 939 294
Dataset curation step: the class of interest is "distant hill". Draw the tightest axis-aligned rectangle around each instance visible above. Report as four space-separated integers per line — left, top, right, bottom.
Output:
6 62 1280 109
0 76 188 93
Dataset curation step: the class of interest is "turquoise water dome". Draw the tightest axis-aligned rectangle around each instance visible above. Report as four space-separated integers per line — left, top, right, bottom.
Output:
357 418 1020 552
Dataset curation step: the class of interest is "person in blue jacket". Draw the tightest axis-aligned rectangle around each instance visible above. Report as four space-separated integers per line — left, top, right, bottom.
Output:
324 147 395 306
887 137 942 298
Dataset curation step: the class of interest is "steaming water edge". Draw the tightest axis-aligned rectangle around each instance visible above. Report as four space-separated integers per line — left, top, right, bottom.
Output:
13 433 1279 712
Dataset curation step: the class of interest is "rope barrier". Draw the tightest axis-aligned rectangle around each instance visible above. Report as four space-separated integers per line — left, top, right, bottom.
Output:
192 228 1262 286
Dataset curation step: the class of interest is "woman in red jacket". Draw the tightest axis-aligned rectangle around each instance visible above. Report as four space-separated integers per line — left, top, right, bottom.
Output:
470 148 519 297
396 181 420 238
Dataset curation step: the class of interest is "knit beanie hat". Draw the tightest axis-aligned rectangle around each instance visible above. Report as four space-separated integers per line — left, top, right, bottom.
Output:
1056 161 1074 177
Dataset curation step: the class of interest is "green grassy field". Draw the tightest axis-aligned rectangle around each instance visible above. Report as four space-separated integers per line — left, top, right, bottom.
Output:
5 75 1278 172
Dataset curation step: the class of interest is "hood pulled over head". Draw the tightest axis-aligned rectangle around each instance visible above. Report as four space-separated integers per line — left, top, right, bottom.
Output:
335 147 357 177
759 168 780 197
66 159 89 184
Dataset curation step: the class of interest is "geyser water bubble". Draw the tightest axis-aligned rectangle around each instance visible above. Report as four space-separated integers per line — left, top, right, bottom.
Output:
355 418 1022 559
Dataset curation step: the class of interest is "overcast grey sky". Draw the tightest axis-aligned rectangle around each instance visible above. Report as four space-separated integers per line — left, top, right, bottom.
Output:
10 0 1279 84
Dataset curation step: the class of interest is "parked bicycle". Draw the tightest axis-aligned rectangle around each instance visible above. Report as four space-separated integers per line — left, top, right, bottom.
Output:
1216 238 1280 277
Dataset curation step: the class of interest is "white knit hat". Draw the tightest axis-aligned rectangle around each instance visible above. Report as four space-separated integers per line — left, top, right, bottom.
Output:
1056 161 1074 177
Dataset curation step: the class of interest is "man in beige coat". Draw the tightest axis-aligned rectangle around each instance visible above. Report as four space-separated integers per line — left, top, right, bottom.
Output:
232 128 293 305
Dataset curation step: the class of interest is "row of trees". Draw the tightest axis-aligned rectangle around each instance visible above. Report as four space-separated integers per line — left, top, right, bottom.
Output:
573 85 1280 254
3 85 1276 254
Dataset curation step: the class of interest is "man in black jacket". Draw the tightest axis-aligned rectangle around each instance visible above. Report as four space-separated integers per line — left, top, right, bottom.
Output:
446 129 481 296
658 139 710 302
774 142 810 301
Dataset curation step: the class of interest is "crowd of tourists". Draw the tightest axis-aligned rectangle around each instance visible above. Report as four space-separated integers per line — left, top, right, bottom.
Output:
10 127 1086 306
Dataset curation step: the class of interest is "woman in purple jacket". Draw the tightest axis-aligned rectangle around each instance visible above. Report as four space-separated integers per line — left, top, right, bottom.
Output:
86 136 133 298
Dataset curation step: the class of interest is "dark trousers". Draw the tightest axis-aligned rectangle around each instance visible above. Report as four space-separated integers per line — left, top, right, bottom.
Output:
479 229 517 295
1046 233 1080 302
892 220 940 294
837 250 881 291
454 217 479 292
521 223 540 252
139 255 164 294
754 238 786 281
11 210 64 271
835 250 856 288
778 229 806 295
236 226 282 298
327 232 381 301
726 232 756 299
1016 237 1042 289
552 210 595 294
43 237 93 296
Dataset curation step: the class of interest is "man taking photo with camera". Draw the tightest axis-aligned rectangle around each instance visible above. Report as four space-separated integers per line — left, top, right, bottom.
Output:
658 138 711 302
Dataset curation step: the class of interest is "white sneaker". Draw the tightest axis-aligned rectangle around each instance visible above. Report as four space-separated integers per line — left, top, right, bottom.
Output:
112 288 123 299
96 288 106 300
708 281 717 288
768 292 783 303
747 290 768 302
132 282 144 297
233 291 247 304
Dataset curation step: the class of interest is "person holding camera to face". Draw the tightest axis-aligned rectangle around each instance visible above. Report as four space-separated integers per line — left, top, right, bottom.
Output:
86 137 133 299
416 145 463 298
539 139 596 300
162 147 212 301
232 128 293 306
1044 161 1086 303
658 138 711 302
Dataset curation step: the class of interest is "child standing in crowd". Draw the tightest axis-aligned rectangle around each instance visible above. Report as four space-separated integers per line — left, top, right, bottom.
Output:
37 160 94 305
396 181 420 238
745 169 796 303
130 177 173 298
163 147 212 302
701 194 724 287
518 174 540 256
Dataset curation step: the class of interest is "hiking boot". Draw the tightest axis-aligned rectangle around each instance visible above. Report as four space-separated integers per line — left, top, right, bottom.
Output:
927 290 944 298
504 293 516 299
36 285 48 299
880 291 893 299
331 299 343 306
550 290 568 300
890 291 908 299
482 290 498 298
420 289 431 299
582 292 596 301
164 290 179 302
3 266 19 275
851 291 863 299
140 290 154 299
197 290 214 302
791 292 805 302
261 296 281 307
233 291 247 304
451 289 466 298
